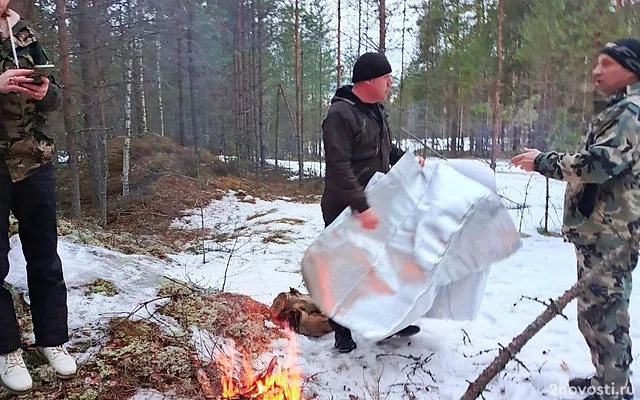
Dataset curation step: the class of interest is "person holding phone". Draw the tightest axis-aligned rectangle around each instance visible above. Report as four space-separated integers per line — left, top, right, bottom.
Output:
0 2 76 395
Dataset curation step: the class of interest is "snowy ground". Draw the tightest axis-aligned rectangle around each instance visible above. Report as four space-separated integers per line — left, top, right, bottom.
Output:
6 157 640 400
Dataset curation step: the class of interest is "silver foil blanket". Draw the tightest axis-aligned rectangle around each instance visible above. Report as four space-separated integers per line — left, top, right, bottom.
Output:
301 154 521 341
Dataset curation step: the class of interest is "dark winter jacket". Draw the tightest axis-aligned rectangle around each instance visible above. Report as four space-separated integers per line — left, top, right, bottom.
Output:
321 85 405 219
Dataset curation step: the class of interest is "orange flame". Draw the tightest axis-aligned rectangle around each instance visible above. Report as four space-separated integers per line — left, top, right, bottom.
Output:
218 330 303 400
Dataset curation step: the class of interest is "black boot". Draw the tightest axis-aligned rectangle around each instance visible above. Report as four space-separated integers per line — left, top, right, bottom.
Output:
328 319 356 353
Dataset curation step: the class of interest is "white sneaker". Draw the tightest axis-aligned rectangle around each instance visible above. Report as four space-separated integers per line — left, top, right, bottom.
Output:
0 349 32 394
37 346 76 379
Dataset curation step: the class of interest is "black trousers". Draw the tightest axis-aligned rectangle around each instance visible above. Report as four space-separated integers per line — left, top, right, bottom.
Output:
320 199 353 338
0 163 68 354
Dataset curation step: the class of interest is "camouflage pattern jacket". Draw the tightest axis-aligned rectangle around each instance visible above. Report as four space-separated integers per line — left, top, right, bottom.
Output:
0 19 61 182
534 82 640 246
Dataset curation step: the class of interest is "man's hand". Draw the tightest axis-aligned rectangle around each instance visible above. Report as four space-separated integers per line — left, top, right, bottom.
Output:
511 147 541 172
18 76 50 101
358 208 379 230
416 156 425 167
0 69 35 95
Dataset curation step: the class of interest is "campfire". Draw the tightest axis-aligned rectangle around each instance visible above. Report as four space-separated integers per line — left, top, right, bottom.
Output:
217 330 303 400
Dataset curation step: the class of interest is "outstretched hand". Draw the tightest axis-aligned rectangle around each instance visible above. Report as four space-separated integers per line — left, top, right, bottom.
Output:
511 147 541 172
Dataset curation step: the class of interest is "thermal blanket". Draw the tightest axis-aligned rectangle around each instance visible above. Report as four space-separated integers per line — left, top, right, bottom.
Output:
301 153 521 341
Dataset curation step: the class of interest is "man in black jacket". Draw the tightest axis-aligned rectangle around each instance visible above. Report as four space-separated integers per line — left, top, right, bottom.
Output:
321 52 424 353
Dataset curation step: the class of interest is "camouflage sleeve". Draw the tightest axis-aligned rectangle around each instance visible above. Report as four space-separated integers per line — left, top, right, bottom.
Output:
29 41 62 112
35 77 62 112
534 107 640 183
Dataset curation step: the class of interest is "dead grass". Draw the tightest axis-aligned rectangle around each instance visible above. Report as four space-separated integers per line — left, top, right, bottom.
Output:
85 279 119 297
247 209 277 221
261 229 294 244
56 218 196 259
257 217 305 226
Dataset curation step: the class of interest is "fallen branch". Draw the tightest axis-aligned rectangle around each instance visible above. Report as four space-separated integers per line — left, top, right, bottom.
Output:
402 353 435 378
498 343 529 372
459 239 633 400
463 348 498 359
513 295 568 320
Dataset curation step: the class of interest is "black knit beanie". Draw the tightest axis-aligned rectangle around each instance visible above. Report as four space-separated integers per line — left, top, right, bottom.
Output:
352 52 392 83
599 38 640 79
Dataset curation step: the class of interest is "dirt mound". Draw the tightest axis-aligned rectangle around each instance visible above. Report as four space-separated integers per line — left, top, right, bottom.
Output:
55 136 323 257
158 281 287 357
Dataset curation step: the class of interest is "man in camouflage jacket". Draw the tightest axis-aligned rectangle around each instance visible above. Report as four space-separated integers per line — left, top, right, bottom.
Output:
512 38 640 400
0 9 76 395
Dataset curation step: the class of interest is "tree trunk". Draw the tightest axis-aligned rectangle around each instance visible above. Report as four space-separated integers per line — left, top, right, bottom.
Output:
131 37 142 136
318 36 324 176
378 0 386 54
96 52 108 226
187 3 198 152
123 52 133 196
337 0 342 87
78 0 106 224
274 85 280 168
242 8 250 162
177 22 186 147
234 2 242 160
55 0 81 218
398 0 407 133
358 0 362 54
491 0 504 170
295 0 303 181
250 0 258 166
156 37 165 136
278 83 296 165
257 0 265 168
138 44 148 136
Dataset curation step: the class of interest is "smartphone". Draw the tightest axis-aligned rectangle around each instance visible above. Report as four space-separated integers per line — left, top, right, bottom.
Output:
31 64 56 76
30 64 56 84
